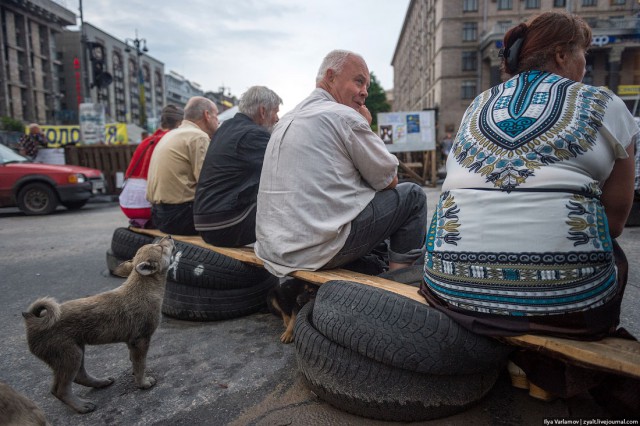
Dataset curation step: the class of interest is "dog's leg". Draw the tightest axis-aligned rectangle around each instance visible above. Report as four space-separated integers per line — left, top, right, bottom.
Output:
74 348 114 389
280 311 297 344
51 346 97 414
127 338 156 389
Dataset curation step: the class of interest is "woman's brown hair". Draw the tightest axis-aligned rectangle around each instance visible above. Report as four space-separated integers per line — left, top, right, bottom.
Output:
501 11 592 76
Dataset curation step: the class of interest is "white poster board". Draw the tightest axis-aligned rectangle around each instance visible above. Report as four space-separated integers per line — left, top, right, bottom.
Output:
377 110 436 153
79 103 106 145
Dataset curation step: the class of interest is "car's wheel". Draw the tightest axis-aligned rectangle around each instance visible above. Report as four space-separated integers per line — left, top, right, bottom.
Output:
161 275 277 321
62 200 88 210
312 280 513 375
294 301 499 422
17 182 58 215
110 228 155 260
166 239 273 290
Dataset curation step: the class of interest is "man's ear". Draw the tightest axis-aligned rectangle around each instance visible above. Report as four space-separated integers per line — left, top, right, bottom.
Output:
258 105 267 123
326 68 336 83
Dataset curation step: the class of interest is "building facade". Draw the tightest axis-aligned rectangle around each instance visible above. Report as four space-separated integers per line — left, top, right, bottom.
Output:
204 88 238 113
57 23 165 128
392 0 640 144
165 71 203 109
0 0 75 124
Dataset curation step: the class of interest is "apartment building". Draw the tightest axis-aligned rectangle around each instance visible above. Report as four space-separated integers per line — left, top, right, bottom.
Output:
57 23 165 127
392 0 640 142
0 0 75 123
165 71 203 110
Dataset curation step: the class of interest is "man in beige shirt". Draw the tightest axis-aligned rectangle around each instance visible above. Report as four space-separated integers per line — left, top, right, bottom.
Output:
147 96 219 235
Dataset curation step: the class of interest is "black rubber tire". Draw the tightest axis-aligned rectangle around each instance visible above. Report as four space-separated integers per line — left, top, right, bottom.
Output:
294 302 499 422
106 248 122 274
110 227 154 260
105 249 129 277
17 182 58 215
312 280 513 375
165 239 273 290
62 200 88 210
161 275 277 321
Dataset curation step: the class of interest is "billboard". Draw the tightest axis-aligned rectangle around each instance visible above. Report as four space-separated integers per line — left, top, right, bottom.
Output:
377 110 436 153
24 123 128 147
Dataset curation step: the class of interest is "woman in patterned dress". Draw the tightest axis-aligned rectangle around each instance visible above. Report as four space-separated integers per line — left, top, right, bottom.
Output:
420 12 638 401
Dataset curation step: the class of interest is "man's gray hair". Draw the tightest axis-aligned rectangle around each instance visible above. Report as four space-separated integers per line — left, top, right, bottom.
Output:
239 86 283 119
184 96 215 121
315 49 362 84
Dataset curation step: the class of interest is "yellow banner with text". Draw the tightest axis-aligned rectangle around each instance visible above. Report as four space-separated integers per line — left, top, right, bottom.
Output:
25 123 129 147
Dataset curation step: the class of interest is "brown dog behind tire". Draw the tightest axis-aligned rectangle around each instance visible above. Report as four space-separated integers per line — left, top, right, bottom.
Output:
267 278 318 343
22 236 174 414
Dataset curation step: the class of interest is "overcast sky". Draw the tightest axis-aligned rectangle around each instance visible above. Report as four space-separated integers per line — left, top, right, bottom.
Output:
71 0 411 114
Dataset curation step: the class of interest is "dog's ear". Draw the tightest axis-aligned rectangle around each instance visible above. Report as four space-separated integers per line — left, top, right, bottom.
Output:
113 260 134 277
135 261 159 276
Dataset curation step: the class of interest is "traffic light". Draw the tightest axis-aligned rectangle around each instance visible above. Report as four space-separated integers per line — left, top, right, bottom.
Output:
88 42 113 89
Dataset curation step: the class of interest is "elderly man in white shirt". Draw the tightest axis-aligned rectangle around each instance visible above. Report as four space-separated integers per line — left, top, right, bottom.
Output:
255 49 428 277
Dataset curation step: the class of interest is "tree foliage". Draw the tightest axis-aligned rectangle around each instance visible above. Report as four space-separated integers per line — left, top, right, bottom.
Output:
0 116 24 132
365 72 391 130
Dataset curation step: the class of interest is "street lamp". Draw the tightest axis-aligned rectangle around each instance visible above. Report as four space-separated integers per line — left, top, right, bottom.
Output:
124 31 149 129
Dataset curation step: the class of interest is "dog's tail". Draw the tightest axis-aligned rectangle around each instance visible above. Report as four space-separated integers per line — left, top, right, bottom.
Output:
22 297 61 329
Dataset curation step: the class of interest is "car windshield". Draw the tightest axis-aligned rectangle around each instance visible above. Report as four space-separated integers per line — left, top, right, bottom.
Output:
0 144 29 164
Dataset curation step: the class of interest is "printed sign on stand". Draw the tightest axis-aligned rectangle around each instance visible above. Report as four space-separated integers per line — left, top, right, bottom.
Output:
79 103 106 145
377 110 436 153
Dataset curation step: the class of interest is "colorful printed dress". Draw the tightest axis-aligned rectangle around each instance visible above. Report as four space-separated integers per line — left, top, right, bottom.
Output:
421 70 639 338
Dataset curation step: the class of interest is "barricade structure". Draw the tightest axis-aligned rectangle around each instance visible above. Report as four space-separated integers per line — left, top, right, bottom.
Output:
129 227 640 381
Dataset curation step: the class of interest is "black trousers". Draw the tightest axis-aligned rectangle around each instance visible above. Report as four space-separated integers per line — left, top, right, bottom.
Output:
151 202 197 236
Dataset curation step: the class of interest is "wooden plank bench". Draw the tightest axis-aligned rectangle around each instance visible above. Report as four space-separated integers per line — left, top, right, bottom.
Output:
130 227 640 380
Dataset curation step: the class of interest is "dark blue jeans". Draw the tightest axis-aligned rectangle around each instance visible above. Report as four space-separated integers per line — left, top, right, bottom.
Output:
151 202 197 236
323 182 427 270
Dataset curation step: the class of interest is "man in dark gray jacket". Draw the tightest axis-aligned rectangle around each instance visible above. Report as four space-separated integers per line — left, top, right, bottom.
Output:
194 86 282 247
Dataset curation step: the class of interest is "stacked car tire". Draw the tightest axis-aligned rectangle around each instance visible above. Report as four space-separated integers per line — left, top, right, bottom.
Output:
107 228 276 321
109 228 512 420
294 278 513 422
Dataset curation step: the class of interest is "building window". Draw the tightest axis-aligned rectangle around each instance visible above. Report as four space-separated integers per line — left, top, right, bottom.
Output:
462 51 477 71
462 22 477 41
463 0 478 11
498 21 513 32
553 0 566 6
461 80 477 99
610 0 625 4
525 0 540 8
497 0 513 10
582 0 597 5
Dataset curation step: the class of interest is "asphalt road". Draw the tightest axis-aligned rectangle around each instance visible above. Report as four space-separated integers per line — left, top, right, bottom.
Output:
0 190 638 425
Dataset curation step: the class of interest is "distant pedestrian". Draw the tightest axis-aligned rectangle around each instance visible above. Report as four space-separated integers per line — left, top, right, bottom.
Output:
440 132 453 164
18 123 49 160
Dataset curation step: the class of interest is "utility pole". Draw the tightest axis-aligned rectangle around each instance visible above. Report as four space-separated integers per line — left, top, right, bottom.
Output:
125 31 149 130
79 0 91 103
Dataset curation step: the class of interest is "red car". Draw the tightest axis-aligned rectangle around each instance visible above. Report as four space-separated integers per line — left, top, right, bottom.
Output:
0 144 107 215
